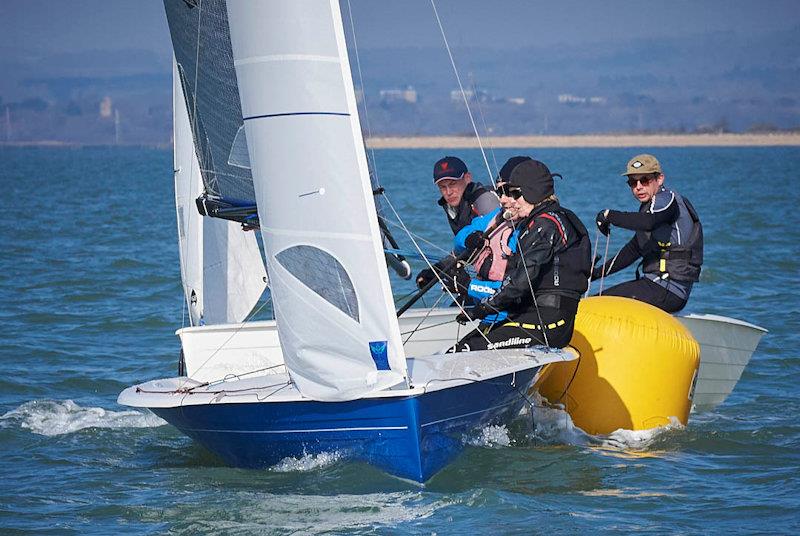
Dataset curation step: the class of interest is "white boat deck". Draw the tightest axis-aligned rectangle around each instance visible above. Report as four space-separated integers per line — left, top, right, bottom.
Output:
118 346 577 409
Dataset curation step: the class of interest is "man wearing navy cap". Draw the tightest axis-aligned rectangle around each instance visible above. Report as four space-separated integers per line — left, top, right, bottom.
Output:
415 156 499 288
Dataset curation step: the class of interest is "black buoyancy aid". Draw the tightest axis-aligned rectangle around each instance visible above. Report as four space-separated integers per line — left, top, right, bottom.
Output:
529 207 592 296
439 182 490 235
637 193 703 282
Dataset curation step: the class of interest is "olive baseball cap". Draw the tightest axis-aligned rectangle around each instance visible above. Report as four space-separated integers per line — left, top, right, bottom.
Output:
622 154 662 176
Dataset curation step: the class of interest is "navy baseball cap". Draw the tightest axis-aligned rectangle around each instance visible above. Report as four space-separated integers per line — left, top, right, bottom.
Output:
433 156 468 184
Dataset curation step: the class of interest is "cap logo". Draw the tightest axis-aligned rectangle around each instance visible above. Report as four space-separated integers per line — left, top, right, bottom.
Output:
440 162 449 170
632 161 643 168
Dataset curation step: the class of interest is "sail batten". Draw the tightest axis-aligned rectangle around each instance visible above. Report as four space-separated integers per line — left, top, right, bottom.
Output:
226 0 408 401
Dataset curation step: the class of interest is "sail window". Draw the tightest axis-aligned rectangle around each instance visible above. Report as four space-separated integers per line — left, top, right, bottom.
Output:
227 125 252 169
276 246 359 322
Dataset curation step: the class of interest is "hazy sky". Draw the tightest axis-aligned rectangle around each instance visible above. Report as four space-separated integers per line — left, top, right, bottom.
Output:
2 0 798 59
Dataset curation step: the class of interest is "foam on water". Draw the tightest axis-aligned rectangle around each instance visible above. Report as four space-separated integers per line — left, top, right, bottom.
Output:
599 416 685 450
270 450 344 473
183 492 443 533
525 393 685 452
465 424 511 447
528 392 593 446
0 399 165 436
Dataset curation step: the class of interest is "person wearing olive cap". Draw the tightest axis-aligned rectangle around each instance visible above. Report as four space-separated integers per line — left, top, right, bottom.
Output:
593 154 703 313
415 156 499 289
448 158 592 351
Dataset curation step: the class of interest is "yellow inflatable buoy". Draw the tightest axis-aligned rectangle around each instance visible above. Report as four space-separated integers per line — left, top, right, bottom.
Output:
535 296 700 435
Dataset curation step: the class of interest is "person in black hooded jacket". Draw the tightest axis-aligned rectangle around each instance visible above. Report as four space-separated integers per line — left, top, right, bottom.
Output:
449 159 592 351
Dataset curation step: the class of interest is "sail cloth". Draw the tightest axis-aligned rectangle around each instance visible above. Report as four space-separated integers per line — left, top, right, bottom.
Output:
164 0 254 204
173 59 267 326
226 0 408 401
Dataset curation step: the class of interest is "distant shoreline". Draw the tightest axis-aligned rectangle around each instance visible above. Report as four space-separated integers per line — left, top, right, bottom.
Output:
366 133 800 149
1 133 799 149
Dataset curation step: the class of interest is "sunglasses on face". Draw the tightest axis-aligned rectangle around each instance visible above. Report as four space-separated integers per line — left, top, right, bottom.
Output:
496 184 524 199
627 175 656 188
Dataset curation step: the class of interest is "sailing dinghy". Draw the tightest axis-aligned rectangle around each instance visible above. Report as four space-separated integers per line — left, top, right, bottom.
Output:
118 0 574 482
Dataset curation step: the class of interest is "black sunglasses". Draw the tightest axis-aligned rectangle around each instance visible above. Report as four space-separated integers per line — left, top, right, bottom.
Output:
496 184 524 199
627 175 656 188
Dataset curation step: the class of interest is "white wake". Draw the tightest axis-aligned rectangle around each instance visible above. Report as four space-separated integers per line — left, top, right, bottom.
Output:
0 399 165 436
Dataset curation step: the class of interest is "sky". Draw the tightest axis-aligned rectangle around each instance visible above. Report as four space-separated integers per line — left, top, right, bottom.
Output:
1 0 799 59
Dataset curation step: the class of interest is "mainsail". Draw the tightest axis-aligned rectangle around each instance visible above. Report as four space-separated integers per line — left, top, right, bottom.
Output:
173 58 267 326
226 0 408 401
164 0 255 215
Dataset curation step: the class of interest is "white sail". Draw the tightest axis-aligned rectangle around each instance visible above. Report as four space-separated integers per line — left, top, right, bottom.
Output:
226 0 408 401
173 59 267 326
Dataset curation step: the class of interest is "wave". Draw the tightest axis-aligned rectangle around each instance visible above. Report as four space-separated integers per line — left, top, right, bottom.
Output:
526 392 684 450
177 491 441 533
0 399 165 436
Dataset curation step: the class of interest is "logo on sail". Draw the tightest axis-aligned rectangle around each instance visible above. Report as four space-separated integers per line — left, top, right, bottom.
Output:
369 341 390 370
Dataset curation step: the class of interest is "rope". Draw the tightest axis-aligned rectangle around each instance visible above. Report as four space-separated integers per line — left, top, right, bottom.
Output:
585 226 601 297
430 0 494 187
381 213 450 255
382 194 495 350
402 291 447 345
176 296 273 389
598 231 611 296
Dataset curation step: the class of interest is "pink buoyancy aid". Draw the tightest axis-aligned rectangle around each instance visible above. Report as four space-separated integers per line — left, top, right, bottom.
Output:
473 216 515 282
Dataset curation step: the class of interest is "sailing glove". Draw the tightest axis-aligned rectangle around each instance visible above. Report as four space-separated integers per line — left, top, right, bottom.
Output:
443 266 471 295
415 267 436 289
455 302 494 324
415 258 449 289
595 210 611 236
464 231 486 253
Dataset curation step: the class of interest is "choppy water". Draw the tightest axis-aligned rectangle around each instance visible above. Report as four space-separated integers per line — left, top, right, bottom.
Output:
1 145 798 534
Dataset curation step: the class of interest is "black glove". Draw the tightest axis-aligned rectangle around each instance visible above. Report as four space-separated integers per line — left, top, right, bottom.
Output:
464 231 485 253
456 302 494 324
443 266 471 295
596 210 611 236
415 267 436 289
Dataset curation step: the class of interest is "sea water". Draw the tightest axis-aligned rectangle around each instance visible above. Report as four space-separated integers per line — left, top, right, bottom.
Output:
1 145 798 534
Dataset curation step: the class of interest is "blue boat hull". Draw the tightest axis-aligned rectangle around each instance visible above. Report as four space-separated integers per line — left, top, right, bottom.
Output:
151 367 539 481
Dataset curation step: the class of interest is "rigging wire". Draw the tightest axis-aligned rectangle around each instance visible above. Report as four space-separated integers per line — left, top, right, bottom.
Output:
380 216 450 255
176 295 274 389
402 291 448 345
345 0 381 186
512 216 550 348
469 74 500 178
430 0 495 187
585 226 602 297
382 194 495 350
